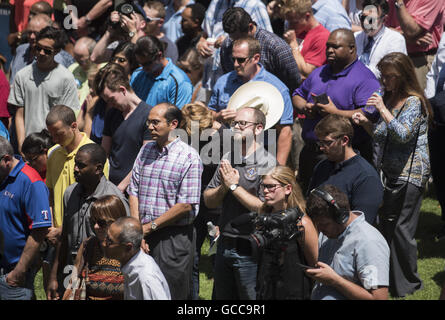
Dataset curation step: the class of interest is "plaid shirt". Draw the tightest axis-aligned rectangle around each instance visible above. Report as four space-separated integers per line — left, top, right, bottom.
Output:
128 138 203 226
220 28 301 92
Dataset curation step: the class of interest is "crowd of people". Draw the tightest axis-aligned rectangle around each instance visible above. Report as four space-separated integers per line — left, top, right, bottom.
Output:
0 0 444 301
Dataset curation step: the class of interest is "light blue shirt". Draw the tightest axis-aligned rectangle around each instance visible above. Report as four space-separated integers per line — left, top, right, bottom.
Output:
312 0 351 32
162 0 194 44
208 64 293 125
130 58 193 109
311 212 390 300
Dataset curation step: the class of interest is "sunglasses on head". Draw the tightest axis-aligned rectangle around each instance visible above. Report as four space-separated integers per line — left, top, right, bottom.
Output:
35 44 55 55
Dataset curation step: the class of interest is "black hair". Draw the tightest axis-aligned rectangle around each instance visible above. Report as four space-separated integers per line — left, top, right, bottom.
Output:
362 0 389 16
112 41 139 73
185 3 206 25
163 103 183 124
222 7 253 34
22 129 54 155
36 26 65 50
77 143 107 167
135 35 166 59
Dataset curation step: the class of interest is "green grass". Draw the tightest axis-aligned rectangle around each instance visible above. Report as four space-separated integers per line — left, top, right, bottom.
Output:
34 197 445 300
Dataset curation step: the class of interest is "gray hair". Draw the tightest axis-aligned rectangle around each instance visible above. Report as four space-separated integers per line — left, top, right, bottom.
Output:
0 137 14 158
114 217 143 250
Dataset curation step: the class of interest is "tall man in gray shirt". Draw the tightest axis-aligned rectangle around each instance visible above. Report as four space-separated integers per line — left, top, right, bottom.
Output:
8 26 79 155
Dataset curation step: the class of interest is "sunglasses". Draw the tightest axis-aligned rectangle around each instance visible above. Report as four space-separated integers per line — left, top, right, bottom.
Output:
316 136 342 148
35 44 55 55
232 56 251 64
90 218 112 229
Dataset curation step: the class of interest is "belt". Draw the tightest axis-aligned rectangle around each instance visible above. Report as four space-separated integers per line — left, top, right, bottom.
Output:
409 48 438 58
222 236 253 256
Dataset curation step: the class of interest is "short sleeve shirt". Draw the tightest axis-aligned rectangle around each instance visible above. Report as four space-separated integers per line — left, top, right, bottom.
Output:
128 138 203 226
8 63 80 136
103 101 153 185
206 147 277 232
299 24 330 67
293 59 380 144
0 157 52 268
311 212 390 300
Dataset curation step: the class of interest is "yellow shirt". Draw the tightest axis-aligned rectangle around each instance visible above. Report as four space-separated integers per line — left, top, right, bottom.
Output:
46 133 110 228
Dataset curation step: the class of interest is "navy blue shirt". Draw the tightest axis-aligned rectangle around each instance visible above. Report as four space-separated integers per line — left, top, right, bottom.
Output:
308 154 383 224
0 157 52 268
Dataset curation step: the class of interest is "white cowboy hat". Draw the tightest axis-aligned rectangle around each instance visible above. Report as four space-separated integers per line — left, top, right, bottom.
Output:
227 81 284 130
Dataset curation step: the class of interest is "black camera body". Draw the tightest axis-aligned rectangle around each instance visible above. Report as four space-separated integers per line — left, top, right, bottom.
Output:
250 207 304 252
109 2 136 29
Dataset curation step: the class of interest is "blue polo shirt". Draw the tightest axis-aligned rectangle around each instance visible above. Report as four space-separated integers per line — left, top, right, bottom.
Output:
130 58 193 109
293 59 380 144
312 0 351 32
208 64 294 125
0 157 52 269
308 154 383 224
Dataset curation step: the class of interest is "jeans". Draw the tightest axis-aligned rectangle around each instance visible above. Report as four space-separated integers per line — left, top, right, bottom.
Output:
214 240 258 300
0 268 36 300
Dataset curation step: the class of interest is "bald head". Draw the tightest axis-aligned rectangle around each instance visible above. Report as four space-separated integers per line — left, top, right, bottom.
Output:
329 29 356 48
27 13 53 45
30 1 53 18
73 37 95 69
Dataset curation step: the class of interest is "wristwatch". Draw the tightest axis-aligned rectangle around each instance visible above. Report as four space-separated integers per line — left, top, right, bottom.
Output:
129 31 135 38
151 221 158 231
229 184 239 192
85 15 92 25
394 1 404 9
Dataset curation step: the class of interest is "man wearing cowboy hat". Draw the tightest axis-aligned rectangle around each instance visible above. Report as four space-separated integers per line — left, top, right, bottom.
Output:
208 37 293 166
204 106 276 300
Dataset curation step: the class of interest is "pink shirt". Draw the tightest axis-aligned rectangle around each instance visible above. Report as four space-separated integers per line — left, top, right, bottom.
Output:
300 23 330 67
385 0 444 53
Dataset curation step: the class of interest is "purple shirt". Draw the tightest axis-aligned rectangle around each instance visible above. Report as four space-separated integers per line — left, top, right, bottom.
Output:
128 137 203 226
293 59 380 143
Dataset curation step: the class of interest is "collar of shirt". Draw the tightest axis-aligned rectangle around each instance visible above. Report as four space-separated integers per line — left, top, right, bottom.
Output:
311 0 326 13
5 156 25 181
332 154 359 172
59 132 90 159
29 62 57 82
251 63 267 81
79 175 109 200
327 58 359 78
121 248 143 275
154 136 181 155
155 58 174 81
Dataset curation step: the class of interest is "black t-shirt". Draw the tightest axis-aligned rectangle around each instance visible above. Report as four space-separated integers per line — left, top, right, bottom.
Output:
103 101 153 185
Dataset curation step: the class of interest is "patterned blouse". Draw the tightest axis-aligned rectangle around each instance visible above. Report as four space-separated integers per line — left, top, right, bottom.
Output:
373 96 430 188
81 237 125 300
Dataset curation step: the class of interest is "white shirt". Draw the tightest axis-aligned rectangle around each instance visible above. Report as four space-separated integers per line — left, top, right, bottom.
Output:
355 26 407 78
425 33 445 98
121 249 171 300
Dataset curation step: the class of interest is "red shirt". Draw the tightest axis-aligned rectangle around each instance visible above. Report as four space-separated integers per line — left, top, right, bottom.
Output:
300 24 330 67
385 0 445 53
0 69 10 118
10 0 53 31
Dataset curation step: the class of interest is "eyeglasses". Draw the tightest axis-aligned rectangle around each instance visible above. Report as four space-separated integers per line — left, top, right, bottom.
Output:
104 234 121 247
90 218 113 229
316 136 342 148
232 56 251 64
230 120 258 129
359 13 384 25
112 56 127 63
146 15 162 22
35 44 55 55
260 183 283 192
146 119 166 127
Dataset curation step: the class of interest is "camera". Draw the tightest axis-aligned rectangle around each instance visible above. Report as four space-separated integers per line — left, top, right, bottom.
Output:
109 2 136 29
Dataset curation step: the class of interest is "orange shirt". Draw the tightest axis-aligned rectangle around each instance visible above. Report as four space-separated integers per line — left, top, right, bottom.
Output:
10 0 53 31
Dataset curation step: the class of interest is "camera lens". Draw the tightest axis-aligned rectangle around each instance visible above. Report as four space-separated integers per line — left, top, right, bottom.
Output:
120 4 134 15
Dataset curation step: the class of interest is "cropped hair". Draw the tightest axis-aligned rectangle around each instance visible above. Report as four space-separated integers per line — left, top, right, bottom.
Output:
362 0 389 15
78 143 107 167
46 105 76 127
306 184 351 222
144 1 166 18
186 3 206 25
36 26 65 50
281 0 313 16
112 41 139 73
162 103 183 124
314 114 354 146
113 216 143 250
222 7 253 34
134 35 165 59
0 136 14 158
95 63 132 94
233 37 261 57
